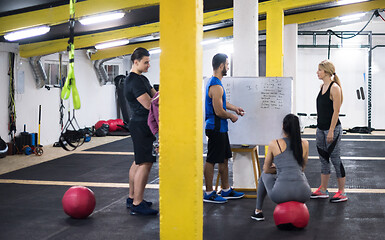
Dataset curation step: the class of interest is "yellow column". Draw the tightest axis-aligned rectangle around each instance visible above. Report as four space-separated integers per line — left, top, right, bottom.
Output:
159 0 203 240
265 7 284 156
265 7 284 77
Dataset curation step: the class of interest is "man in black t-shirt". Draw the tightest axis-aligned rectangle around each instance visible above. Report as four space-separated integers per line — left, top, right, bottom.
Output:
125 47 158 215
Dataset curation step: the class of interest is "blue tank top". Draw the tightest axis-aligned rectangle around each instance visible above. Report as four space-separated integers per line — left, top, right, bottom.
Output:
205 76 228 132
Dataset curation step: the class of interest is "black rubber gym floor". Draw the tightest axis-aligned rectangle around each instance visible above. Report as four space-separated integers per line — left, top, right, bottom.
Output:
84 138 133 153
0 134 384 239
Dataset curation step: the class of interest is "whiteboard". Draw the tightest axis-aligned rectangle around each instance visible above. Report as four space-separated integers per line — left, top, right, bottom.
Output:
204 77 292 146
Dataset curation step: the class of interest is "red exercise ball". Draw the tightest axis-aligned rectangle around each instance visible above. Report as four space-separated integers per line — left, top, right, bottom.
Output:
95 120 108 130
273 201 309 230
62 186 96 219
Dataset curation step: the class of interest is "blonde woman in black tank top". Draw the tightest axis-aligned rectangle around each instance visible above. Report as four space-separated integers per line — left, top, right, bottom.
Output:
311 60 347 203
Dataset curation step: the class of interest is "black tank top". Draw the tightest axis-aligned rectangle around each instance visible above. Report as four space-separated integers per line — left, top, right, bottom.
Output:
316 82 340 130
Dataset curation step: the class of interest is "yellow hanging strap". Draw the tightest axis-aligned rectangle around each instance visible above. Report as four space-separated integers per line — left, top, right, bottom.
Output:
61 0 80 109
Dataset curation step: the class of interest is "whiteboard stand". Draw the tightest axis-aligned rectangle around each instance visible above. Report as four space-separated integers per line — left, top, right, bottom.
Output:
215 145 261 198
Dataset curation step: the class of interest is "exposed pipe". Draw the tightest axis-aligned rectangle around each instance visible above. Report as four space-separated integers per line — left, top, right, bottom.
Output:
93 58 114 86
29 56 47 89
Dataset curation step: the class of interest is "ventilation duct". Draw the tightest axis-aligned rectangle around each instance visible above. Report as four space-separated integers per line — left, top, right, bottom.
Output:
93 58 114 85
29 56 47 88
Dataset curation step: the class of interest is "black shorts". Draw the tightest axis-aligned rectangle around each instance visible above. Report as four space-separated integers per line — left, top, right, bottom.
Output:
205 129 232 164
129 121 156 165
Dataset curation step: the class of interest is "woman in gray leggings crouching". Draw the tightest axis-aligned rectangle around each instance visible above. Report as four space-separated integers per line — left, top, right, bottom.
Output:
251 114 311 221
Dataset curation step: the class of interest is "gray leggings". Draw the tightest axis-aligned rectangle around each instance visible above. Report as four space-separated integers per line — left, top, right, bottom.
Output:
316 125 345 178
256 172 311 210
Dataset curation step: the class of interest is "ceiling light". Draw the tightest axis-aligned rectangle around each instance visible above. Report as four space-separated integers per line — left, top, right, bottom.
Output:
337 0 369 5
151 32 160 39
4 25 50 41
79 11 125 25
95 39 129 50
339 13 366 22
149 48 161 55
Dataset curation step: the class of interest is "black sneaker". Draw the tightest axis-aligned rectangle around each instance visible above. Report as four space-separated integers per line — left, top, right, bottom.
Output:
126 198 153 209
130 201 158 215
251 211 265 221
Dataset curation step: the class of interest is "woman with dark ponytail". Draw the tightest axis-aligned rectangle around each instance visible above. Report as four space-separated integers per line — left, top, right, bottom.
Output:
251 114 311 221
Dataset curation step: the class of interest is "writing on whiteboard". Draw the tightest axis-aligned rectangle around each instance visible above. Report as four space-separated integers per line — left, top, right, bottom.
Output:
208 77 292 145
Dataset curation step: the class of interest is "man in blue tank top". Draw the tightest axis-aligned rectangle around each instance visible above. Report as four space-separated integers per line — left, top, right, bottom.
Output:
204 53 245 203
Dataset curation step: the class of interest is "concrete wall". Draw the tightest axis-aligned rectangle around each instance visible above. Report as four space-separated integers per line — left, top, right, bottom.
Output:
0 50 117 145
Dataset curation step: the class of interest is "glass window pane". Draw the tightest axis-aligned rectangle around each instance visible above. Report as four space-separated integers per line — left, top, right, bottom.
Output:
104 64 119 82
44 63 50 85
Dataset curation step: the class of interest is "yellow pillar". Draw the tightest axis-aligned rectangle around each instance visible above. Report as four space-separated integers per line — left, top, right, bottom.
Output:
159 0 203 239
265 7 284 77
265 7 284 156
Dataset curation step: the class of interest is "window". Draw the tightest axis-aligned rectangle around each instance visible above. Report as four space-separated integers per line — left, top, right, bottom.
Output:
44 62 68 86
104 64 120 82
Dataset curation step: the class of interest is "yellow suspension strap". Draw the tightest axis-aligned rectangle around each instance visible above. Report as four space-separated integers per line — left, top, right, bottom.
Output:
61 0 81 109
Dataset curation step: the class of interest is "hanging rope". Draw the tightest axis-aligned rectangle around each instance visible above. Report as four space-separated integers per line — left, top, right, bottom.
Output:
327 11 376 40
57 0 88 150
59 53 65 129
61 0 81 109
8 53 16 139
326 10 380 60
377 10 385 22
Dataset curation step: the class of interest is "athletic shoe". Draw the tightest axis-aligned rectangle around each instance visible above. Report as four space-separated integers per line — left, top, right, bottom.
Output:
220 188 245 199
126 198 153 209
310 186 329 199
251 211 265 221
203 191 228 203
130 201 158 215
330 192 348 203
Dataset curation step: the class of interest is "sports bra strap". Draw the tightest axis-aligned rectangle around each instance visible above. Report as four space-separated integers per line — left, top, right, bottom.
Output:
276 139 282 153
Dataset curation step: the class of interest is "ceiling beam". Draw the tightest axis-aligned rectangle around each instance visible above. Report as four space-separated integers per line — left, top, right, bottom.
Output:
18 1 335 58
259 0 385 32
20 22 160 58
19 8 233 58
284 0 385 25
259 0 337 13
92 0 385 60
90 27 234 60
91 41 160 61
0 0 159 35
20 0 385 58
0 0 337 36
